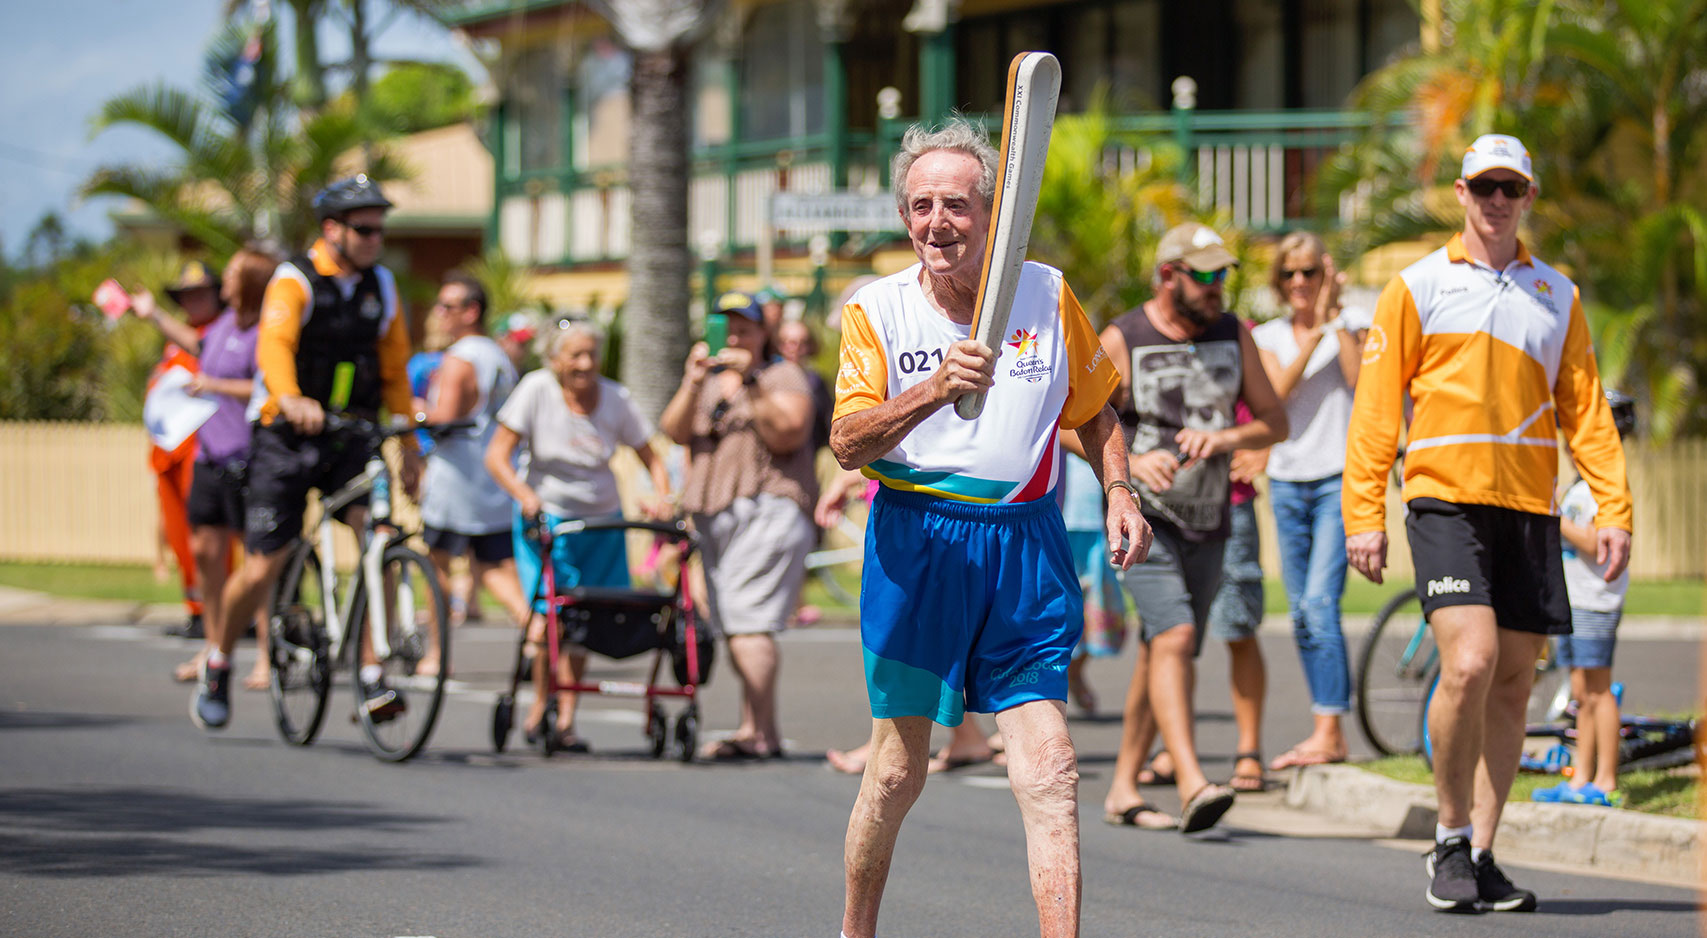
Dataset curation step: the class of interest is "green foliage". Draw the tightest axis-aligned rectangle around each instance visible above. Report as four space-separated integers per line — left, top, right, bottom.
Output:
357 61 479 134
1323 0 1707 438
0 240 186 421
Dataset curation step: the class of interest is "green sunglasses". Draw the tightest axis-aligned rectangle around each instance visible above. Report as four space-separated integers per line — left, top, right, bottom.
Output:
1173 265 1229 286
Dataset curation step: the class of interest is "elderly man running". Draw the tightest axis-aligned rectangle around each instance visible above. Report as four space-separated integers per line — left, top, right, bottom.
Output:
833 119 1150 938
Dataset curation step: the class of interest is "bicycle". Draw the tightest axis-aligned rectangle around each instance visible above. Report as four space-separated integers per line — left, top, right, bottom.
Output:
1356 586 1572 756
266 413 469 762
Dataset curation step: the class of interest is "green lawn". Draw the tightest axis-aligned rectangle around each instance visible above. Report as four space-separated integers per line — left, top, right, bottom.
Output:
3 561 1702 620
1359 754 1699 818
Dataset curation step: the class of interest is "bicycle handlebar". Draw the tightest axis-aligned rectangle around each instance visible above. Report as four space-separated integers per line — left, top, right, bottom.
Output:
532 516 695 543
323 413 477 441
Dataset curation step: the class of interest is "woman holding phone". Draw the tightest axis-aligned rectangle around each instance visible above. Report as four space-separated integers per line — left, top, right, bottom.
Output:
659 292 818 760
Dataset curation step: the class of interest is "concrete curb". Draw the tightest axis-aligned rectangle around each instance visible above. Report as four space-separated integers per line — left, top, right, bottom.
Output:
1281 763 1703 888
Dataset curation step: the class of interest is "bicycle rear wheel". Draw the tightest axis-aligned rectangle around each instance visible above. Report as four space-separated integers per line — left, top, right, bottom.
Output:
269 544 332 746
1355 588 1435 756
351 544 449 762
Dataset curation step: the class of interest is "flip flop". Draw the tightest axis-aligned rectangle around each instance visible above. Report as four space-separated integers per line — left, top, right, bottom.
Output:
1230 750 1269 793
1179 783 1236 834
701 738 781 762
928 750 996 774
1103 803 1178 830
1137 754 1176 786
1268 746 1347 771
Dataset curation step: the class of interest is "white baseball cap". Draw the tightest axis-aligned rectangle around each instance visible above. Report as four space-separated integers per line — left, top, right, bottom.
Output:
1461 134 1533 182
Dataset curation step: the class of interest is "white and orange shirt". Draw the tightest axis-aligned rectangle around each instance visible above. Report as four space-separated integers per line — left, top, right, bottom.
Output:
833 262 1118 503
1343 234 1631 534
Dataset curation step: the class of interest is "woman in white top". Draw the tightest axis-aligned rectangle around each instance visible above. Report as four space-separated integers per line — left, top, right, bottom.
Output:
485 320 672 751
1250 231 1367 769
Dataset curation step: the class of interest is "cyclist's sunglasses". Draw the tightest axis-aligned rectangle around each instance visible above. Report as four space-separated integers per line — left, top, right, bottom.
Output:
1465 176 1530 199
1172 265 1229 286
345 222 386 238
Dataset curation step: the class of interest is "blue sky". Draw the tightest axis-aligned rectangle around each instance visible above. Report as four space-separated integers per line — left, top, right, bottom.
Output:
0 0 478 259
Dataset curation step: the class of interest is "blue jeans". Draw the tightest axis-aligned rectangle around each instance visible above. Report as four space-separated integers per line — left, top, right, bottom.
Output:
1270 475 1351 715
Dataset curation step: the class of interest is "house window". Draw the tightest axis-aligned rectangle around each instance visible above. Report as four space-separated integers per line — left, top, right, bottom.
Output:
740 0 825 141
576 38 631 169
510 44 566 173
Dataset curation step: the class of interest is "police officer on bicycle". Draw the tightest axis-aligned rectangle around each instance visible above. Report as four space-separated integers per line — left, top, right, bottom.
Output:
192 175 423 731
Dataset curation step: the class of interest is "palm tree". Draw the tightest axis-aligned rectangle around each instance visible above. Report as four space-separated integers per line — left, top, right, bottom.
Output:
589 0 723 420
82 21 407 256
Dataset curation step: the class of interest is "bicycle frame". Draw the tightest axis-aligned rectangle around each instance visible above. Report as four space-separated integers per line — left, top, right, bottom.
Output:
308 452 403 664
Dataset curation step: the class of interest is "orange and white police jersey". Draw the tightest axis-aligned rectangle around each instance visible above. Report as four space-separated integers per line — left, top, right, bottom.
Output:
834 262 1118 504
1343 234 1631 534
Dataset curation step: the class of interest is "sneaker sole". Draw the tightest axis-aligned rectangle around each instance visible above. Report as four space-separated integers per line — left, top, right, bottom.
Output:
189 692 229 731
1483 894 1538 913
1426 890 1482 914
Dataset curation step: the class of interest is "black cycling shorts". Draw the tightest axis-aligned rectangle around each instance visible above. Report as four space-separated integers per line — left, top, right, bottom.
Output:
423 527 514 564
187 460 246 531
1405 497 1570 635
243 422 372 555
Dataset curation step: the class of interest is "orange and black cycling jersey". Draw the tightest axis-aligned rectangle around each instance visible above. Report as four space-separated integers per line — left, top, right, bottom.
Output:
253 239 413 426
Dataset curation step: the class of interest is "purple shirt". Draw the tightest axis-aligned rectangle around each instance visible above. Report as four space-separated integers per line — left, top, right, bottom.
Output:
196 309 259 466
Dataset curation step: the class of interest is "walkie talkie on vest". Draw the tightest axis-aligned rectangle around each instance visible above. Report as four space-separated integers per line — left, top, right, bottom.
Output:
330 362 356 412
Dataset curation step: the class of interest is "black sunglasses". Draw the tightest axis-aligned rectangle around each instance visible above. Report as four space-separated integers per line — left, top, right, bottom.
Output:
1466 177 1530 199
346 222 386 238
1281 267 1321 280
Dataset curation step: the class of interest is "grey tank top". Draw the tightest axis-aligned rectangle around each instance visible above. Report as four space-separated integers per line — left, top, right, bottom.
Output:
420 334 519 534
1113 306 1243 541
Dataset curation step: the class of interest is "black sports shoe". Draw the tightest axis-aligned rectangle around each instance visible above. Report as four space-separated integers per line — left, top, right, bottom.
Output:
1474 850 1538 912
1424 836 1482 913
192 660 231 730
167 614 205 640
361 678 406 724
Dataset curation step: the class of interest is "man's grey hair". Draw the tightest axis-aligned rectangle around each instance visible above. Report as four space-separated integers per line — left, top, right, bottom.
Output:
891 118 1000 212
544 318 605 362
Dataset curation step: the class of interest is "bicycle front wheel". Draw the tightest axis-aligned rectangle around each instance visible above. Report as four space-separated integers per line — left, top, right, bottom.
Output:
269 544 332 746
351 544 450 762
1355 588 1434 756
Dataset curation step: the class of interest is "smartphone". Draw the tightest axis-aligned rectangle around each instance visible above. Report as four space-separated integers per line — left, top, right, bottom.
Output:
705 315 728 355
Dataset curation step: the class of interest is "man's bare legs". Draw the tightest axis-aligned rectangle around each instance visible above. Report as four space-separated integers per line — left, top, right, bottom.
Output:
1428 604 1544 842
1105 639 1156 816
1146 624 1210 798
1226 635 1266 787
843 715 934 938
842 705 1081 938
994 700 1081 938
1471 627 1545 848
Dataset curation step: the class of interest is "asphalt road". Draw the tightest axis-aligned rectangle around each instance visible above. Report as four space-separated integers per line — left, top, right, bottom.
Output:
0 616 1698 938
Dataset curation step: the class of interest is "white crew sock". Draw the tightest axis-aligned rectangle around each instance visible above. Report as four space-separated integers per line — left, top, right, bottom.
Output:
207 650 229 669
1471 847 1487 863
360 664 384 685
1436 823 1472 843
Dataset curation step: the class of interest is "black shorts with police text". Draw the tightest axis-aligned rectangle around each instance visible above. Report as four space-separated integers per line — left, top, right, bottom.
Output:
1405 497 1570 635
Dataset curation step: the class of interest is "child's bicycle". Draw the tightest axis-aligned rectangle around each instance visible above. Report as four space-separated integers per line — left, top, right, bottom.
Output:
1419 669 1701 774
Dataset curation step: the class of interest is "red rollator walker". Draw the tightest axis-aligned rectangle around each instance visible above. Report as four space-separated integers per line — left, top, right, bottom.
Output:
490 517 713 760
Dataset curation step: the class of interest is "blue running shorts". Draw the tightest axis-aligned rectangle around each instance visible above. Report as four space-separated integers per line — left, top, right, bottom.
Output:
859 486 1081 725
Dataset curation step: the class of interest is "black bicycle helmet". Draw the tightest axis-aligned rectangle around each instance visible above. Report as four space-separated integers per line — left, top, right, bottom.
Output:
313 174 393 221
1604 388 1636 438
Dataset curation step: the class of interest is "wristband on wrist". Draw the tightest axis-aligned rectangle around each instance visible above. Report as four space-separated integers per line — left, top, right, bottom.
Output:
1105 479 1138 500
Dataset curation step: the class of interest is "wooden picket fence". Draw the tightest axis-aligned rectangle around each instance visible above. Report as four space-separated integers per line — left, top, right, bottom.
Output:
1 421 1703 581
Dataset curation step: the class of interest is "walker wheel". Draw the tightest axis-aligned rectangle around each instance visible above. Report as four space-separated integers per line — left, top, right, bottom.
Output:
491 695 514 753
675 707 698 763
647 704 668 759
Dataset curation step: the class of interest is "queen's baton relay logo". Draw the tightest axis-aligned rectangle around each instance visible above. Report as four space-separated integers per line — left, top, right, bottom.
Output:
1005 327 1052 383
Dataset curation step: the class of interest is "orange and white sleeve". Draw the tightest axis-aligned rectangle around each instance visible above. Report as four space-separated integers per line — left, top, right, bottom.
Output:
1342 277 1421 536
1057 281 1119 429
255 276 309 404
833 303 889 421
1555 290 1632 531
